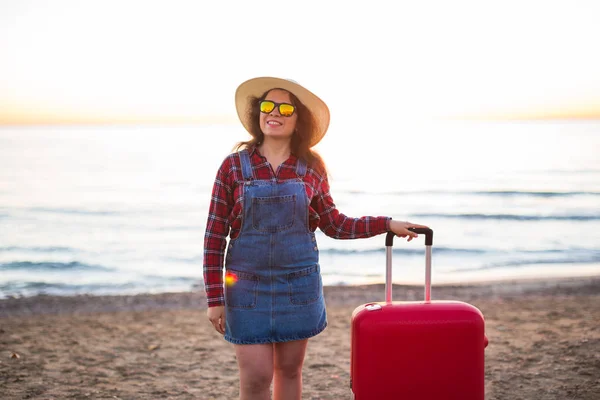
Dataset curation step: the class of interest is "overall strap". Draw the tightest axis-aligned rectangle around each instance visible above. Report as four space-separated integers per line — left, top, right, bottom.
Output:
296 158 307 178
239 149 254 181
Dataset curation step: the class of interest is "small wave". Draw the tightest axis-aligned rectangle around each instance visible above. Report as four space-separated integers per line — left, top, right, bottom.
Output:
0 246 76 253
27 207 120 216
319 247 487 256
468 190 600 198
321 247 599 256
157 225 203 232
141 274 198 283
0 261 114 272
161 256 203 264
343 189 600 197
531 169 600 175
0 281 137 296
0 277 198 298
450 253 600 272
410 213 600 221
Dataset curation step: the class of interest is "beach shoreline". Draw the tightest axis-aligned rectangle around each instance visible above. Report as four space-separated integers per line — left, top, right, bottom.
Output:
1 275 599 399
1 274 598 317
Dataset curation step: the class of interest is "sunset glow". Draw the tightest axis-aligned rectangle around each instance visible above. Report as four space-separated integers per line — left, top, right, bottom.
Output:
1 0 599 125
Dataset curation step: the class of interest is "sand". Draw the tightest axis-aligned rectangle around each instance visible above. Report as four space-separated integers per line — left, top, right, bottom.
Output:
1 276 599 399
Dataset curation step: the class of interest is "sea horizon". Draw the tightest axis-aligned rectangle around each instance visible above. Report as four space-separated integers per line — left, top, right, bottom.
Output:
1 120 599 298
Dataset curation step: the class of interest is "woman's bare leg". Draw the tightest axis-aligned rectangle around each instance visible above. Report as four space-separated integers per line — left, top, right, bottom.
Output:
234 344 274 400
273 339 308 400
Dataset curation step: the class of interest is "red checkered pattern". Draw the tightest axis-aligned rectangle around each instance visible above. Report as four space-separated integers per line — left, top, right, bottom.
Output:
203 147 390 307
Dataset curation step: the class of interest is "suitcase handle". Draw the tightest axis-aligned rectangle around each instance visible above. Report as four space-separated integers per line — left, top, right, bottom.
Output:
385 228 434 304
385 228 433 246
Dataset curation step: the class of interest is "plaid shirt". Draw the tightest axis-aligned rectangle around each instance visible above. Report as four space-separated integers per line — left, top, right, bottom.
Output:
203 147 391 307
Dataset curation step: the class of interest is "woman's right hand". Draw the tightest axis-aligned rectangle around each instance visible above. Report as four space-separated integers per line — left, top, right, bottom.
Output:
389 219 430 242
207 305 225 335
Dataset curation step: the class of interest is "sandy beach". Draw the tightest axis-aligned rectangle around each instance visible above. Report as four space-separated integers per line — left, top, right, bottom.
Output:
1 276 599 399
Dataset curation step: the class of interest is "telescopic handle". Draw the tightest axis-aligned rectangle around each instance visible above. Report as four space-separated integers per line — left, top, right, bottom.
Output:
385 228 433 246
385 228 434 304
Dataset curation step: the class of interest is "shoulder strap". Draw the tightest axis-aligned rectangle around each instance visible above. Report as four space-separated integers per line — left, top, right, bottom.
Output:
239 149 253 180
296 158 307 177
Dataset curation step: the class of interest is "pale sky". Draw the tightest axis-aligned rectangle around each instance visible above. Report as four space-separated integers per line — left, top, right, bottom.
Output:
1 0 599 125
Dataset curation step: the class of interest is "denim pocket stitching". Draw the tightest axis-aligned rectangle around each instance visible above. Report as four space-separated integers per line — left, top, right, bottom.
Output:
286 265 319 279
287 265 321 305
253 194 296 204
226 269 258 309
252 195 296 233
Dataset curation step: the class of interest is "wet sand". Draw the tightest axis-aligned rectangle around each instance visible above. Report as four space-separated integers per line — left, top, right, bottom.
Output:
1 276 599 399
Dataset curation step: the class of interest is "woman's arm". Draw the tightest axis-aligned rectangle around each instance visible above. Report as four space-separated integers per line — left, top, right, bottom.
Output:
203 157 234 308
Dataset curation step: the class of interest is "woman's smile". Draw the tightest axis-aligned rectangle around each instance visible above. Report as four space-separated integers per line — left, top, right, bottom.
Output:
266 119 283 127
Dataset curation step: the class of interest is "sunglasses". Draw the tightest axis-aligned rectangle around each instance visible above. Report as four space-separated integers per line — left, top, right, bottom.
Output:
259 100 296 117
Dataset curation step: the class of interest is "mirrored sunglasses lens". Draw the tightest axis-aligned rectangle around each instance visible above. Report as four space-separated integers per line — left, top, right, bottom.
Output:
279 104 295 116
260 101 275 113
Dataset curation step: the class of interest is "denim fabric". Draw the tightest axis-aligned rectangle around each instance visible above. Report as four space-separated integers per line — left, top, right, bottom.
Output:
223 150 327 344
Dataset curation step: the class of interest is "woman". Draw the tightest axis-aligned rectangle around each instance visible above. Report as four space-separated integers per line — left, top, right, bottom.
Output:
203 77 428 400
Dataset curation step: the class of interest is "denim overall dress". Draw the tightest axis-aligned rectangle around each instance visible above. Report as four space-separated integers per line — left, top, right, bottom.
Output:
223 150 328 344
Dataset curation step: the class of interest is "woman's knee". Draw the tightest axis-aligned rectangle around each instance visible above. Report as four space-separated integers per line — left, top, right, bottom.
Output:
275 365 301 380
274 340 307 379
235 344 274 394
274 357 303 379
240 367 273 393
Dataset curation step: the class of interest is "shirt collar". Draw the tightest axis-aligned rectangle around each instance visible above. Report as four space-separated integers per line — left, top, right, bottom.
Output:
249 145 299 164
248 145 258 157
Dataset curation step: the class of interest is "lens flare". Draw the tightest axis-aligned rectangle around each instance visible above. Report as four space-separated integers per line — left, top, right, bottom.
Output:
225 271 238 286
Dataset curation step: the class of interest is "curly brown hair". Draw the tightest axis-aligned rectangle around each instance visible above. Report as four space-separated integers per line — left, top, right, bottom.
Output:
234 89 327 174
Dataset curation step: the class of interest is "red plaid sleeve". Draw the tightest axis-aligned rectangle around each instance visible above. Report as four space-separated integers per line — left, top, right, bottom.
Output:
203 156 234 307
313 173 390 239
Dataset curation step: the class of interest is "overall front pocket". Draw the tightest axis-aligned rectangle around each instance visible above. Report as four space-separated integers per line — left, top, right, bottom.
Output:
287 265 322 305
252 194 296 232
225 270 258 309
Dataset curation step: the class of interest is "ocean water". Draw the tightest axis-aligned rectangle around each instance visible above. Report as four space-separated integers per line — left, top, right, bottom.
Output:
1 121 599 299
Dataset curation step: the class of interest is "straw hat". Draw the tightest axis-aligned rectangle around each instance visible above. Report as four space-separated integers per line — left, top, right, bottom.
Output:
235 77 330 147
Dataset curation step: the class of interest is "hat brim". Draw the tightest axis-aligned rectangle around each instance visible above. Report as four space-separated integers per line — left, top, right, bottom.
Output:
235 77 330 147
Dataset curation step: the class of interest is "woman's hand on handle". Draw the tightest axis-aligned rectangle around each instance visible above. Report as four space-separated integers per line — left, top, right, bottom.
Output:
389 220 430 242
207 305 225 335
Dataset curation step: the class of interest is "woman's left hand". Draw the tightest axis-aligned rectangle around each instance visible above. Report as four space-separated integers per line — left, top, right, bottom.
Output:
389 220 430 242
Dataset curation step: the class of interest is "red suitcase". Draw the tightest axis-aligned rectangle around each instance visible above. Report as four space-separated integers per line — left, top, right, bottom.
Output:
350 228 488 399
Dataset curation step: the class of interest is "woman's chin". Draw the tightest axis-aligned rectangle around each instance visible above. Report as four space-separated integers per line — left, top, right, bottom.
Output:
263 131 294 141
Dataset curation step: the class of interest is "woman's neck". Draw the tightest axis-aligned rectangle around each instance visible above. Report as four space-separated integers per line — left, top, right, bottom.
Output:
258 138 292 160
257 138 292 174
